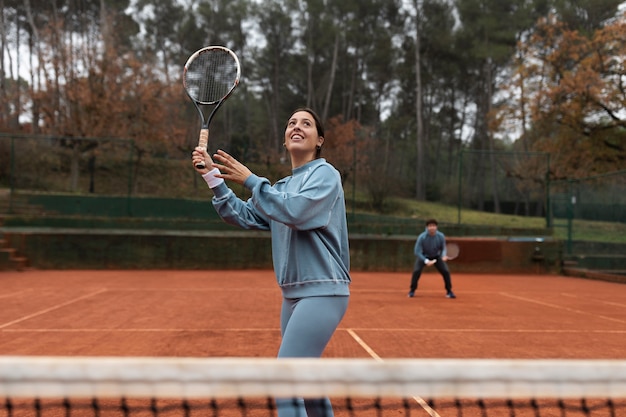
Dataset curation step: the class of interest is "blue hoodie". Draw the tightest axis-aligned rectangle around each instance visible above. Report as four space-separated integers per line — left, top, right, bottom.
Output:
414 228 447 261
211 158 351 298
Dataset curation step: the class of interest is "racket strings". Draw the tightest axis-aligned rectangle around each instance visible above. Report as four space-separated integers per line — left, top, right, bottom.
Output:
185 50 239 104
446 244 460 259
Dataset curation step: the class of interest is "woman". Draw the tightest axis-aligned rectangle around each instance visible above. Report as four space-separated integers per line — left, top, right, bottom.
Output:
192 107 351 417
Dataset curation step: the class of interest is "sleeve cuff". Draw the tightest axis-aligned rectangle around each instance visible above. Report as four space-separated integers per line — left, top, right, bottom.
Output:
202 168 224 188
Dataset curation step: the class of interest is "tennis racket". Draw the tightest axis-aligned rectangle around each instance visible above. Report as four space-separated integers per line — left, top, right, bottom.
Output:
445 243 460 261
183 46 241 169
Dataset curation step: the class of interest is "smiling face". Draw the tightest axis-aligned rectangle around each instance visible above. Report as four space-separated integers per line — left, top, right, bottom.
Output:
284 110 324 165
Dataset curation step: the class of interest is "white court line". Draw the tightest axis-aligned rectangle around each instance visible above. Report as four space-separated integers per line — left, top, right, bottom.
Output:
0 289 107 329
1 328 281 332
342 328 626 333
0 289 33 299
16 288 278 292
346 328 441 417
5 327 624 334
501 292 626 324
560 292 626 308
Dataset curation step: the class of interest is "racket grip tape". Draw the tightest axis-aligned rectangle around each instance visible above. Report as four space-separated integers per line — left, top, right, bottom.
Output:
195 129 209 169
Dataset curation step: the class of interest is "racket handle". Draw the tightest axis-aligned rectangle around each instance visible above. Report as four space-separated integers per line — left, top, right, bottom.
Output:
195 129 209 169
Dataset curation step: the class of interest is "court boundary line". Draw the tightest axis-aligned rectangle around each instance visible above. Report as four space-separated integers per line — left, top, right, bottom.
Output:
344 328 626 333
560 292 626 308
501 292 626 324
346 328 441 417
0 290 33 299
0 289 107 329
0 328 282 332
2 328 624 333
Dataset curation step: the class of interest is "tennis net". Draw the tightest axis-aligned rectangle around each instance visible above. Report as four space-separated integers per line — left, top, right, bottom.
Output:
1 356 625 416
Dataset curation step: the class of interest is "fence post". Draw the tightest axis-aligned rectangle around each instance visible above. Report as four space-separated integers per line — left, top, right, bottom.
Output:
566 179 575 255
545 153 551 228
9 136 15 213
457 149 463 225
126 140 134 217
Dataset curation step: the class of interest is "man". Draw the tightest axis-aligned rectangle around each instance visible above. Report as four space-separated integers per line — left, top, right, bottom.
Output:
408 218 456 299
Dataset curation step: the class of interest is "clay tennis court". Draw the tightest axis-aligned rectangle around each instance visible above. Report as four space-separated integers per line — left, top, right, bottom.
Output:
1 270 624 359
1 269 625 417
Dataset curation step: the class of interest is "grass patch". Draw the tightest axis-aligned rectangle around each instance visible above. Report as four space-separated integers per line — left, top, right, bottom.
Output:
350 195 625 244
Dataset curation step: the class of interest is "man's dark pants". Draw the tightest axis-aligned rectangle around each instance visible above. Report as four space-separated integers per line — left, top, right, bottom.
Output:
409 257 452 293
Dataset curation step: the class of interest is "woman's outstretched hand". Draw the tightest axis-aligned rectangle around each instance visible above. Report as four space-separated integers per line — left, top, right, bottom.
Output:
211 149 253 185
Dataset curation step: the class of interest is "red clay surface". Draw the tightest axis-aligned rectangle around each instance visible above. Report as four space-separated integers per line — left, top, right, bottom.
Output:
1 270 624 359
1 270 625 416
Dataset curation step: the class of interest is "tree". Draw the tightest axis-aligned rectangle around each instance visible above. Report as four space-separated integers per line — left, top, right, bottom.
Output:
248 0 297 152
0 0 25 131
552 0 624 35
4 0 624 212
322 115 361 184
133 0 190 85
411 0 426 200
494 15 625 179
454 0 553 212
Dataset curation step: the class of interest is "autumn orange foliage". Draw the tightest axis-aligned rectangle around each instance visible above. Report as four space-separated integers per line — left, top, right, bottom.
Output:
492 14 625 179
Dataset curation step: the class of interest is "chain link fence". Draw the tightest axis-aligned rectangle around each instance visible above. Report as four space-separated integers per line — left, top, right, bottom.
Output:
2 136 624 246
456 150 625 249
456 150 551 224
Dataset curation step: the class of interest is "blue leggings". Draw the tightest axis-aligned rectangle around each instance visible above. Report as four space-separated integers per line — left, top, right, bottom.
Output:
276 296 349 417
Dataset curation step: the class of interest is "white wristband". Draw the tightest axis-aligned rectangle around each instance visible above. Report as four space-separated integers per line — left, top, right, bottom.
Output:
202 168 224 188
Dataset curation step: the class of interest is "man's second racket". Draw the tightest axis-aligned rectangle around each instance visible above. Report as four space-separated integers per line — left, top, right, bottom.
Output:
183 46 241 169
